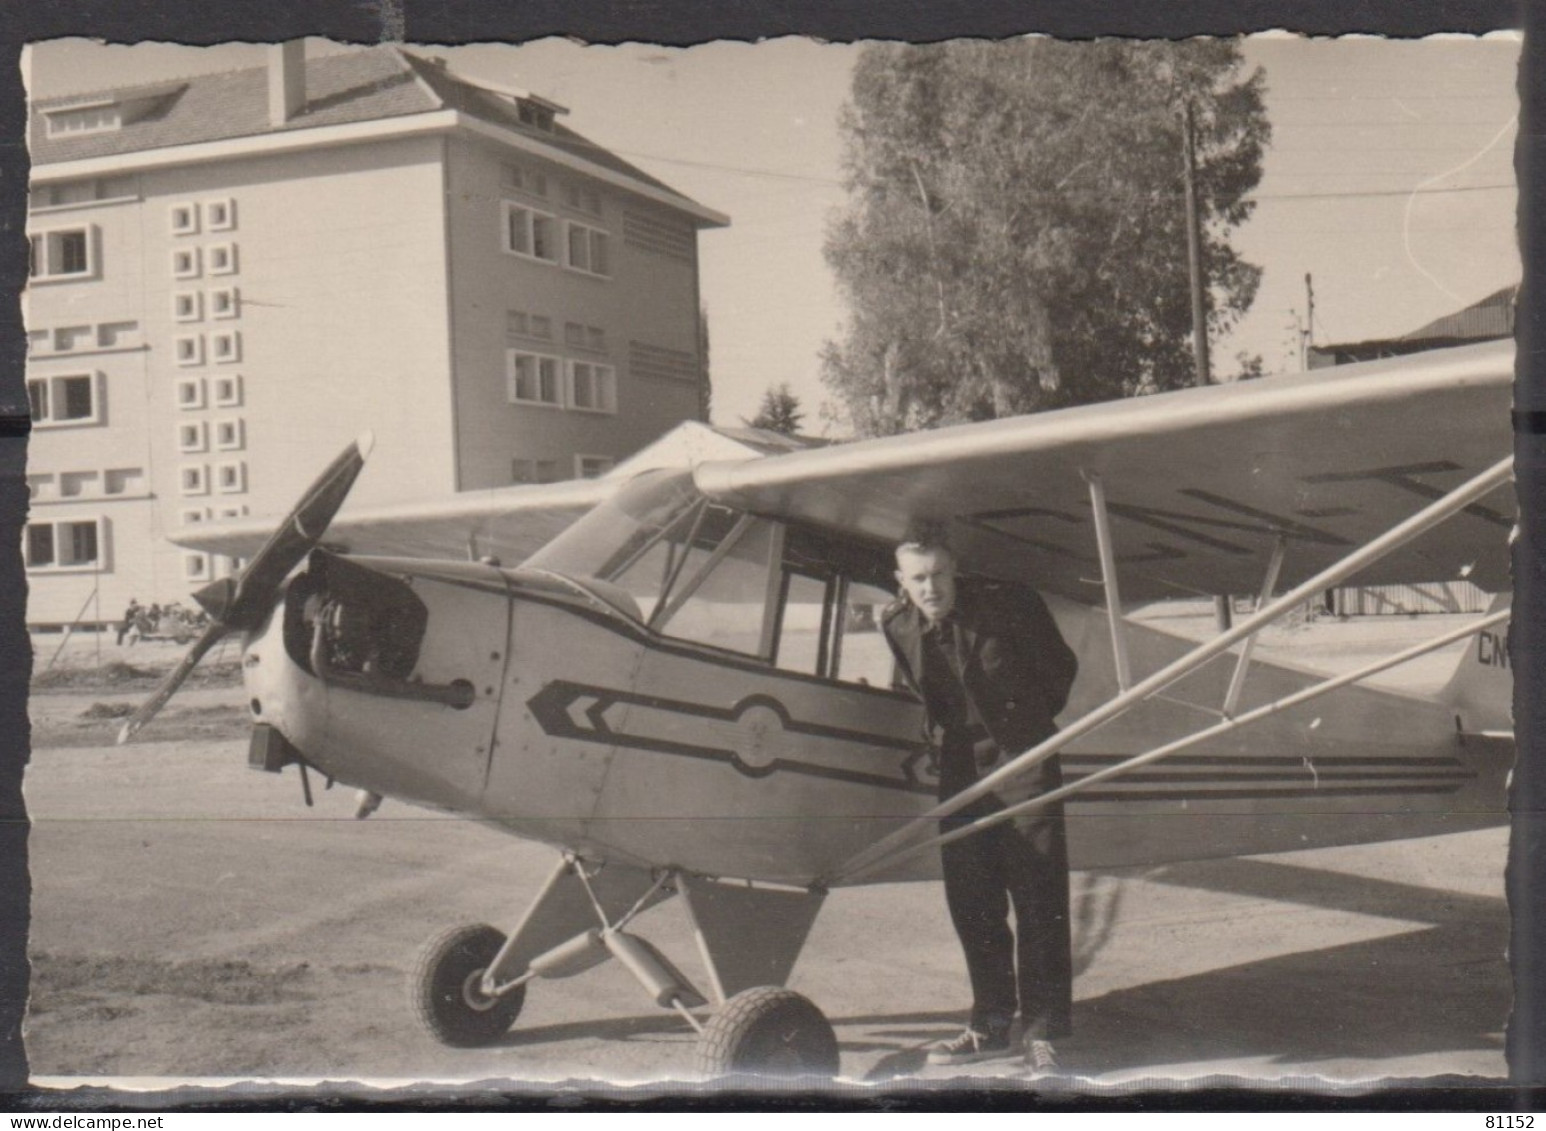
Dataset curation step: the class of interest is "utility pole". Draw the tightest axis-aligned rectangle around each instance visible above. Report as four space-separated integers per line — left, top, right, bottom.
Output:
1181 101 1211 388
1183 102 1226 628
1304 272 1315 346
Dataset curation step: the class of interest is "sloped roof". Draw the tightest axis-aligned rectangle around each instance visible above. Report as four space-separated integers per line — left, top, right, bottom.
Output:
1308 282 1518 368
31 48 435 163
29 45 710 218
609 421 826 477
1401 283 1516 343
396 51 684 198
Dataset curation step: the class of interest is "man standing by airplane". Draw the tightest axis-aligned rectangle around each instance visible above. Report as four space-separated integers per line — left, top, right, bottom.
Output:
882 530 1079 1072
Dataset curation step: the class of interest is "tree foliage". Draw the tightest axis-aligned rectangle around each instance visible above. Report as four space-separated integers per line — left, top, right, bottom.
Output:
823 39 1269 436
747 382 805 435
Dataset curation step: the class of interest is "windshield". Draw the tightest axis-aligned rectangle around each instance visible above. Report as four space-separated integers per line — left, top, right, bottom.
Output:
524 469 721 624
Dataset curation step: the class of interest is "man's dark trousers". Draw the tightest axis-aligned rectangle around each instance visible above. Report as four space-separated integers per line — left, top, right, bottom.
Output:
939 738 1072 1041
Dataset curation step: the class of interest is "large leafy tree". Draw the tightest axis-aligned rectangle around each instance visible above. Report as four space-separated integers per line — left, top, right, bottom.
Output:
823 39 1268 436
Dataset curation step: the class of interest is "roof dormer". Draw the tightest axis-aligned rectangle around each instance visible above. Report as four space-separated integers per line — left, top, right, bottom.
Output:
41 82 186 138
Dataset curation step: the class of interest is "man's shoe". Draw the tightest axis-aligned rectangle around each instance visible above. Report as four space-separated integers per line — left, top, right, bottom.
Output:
1024 1038 1060 1075
926 1027 1012 1066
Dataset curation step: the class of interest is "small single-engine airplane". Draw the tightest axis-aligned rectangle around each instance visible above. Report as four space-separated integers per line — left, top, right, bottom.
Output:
120 339 1515 1079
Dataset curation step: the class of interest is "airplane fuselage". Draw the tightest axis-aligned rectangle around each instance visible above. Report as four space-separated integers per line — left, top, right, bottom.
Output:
242 548 1510 887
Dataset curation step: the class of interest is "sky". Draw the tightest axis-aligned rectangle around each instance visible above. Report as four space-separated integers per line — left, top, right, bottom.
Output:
25 33 1521 434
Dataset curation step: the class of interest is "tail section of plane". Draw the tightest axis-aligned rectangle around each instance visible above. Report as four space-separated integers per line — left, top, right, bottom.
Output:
1441 592 1513 736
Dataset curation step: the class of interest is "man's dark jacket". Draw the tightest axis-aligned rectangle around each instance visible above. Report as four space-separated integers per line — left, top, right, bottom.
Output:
881 578 1078 805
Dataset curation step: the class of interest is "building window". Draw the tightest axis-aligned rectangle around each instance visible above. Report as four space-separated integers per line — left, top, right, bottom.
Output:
177 420 208 453
206 198 236 231
96 321 140 349
173 291 203 322
27 474 55 500
504 163 549 198
180 508 207 526
209 287 239 319
172 248 201 279
568 361 616 413
180 464 208 496
503 311 556 341
512 458 560 484
564 222 610 277
29 175 137 211
564 323 608 354
59 471 100 498
170 202 199 235
215 461 246 494
44 103 121 137
176 377 205 410
27 373 99 426
213 418 244 451
215 504 247 520
575 455 614 479
51 324 93 352
562 181 603 217
184 552 211 581
174 335 204 366
211 374 241 407
502 202 559 263
207 243 237 275
25 518 102 571
104 467 144 496
210 331 240 364
516 100 555 131
507 350 563 406
28 226 94 280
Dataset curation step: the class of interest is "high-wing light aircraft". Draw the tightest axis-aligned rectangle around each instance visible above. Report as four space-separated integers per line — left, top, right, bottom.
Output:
119 339 1515 1078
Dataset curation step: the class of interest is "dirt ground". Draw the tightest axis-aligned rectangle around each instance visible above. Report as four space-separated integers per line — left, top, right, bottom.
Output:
18 614 1512 1096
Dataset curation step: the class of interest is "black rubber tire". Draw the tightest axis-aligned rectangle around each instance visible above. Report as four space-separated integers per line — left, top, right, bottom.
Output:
413 924 525 1047
695 986 840 1080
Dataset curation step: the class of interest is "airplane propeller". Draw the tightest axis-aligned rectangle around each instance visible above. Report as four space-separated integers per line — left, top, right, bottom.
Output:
117 432 375 744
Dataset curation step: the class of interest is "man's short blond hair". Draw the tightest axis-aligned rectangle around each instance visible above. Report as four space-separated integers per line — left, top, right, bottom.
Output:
895 521 954 562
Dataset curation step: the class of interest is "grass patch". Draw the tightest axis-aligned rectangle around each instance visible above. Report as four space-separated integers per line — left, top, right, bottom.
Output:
32 659 242 694
30 952 315 1009
79 701 135 720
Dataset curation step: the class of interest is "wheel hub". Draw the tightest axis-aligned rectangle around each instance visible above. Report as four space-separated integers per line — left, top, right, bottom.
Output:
460 968 499 1013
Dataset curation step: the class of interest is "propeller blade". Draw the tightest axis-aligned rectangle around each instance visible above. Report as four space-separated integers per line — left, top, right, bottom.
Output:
118 432 374 743
116 624 227 744
223 431 374 629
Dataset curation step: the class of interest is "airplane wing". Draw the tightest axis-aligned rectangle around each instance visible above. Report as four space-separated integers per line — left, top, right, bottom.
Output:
171 476 615 565
694 341 1514 604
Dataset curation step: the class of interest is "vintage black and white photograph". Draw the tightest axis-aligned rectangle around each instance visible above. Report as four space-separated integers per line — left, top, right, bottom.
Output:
12 28 1521 1093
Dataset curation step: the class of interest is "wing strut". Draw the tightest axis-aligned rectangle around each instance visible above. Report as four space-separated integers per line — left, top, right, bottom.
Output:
822 453 1513 887
1083 470 1132 692
1222 533 1287 719
837 605 1511 885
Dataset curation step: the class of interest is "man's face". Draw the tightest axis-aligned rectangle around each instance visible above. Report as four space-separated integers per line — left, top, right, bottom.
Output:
895 545 957 624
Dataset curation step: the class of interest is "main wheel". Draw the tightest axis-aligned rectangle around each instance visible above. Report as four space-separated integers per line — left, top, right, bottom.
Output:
695 986 840 1080
413 923 526 1047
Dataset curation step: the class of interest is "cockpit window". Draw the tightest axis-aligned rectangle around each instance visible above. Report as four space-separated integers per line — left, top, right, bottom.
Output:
650 515 779 655
773 524 899 686
524 469 698 582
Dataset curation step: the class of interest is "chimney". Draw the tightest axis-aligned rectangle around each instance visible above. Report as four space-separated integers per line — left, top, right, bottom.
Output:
268 41 306 126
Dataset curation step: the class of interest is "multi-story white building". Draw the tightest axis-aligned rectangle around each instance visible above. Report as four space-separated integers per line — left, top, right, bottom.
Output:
23 42 726 627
